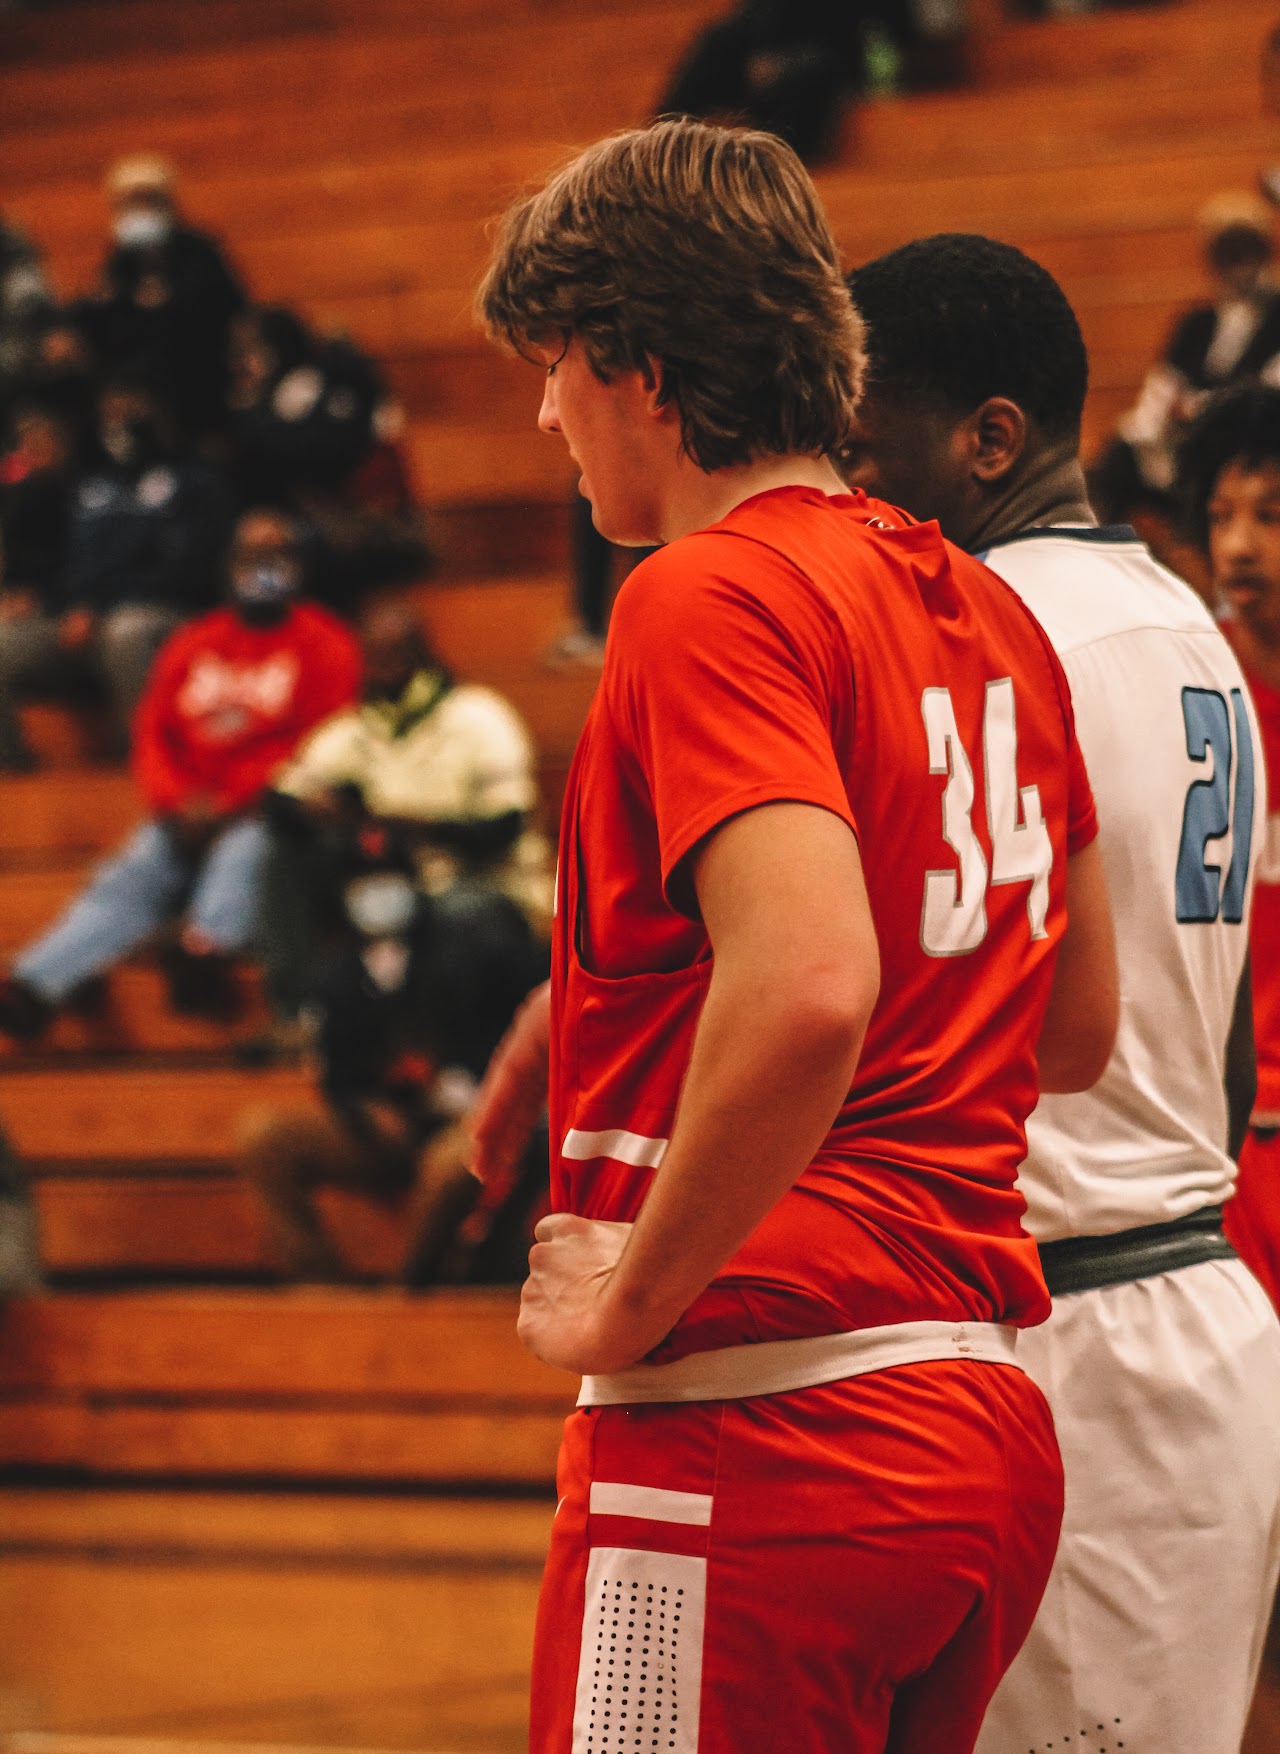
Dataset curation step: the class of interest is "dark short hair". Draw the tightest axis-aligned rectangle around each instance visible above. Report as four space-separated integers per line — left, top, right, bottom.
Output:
847 233 1089 441
477 118 864 471
1178 381 1280 548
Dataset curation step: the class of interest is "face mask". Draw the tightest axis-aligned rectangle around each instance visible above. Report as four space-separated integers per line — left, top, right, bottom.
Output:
345 873 418 939
233 563 295 608
114 209 172 250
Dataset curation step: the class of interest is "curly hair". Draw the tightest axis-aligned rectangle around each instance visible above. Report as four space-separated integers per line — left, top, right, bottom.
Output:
847 234 1089 441
476 118 865 471
1178 381 1280 549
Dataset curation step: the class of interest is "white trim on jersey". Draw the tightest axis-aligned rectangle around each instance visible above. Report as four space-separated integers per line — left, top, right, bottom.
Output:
561 1127 669 1169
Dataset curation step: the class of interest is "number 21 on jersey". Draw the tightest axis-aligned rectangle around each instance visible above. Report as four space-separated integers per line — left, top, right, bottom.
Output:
920 677 1053 958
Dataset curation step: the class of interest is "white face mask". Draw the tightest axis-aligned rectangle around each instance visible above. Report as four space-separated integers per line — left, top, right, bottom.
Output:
114 209 172 250
345 873 418 940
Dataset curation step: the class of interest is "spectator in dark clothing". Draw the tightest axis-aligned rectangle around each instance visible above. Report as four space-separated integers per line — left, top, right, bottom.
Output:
229 306 429 608
658 0 869 162
0 214 55 437
229 305 383 502
1093 192 1280 522
72 154 246 443
0 398 78 768
239 824 548 1284
0 371 234 765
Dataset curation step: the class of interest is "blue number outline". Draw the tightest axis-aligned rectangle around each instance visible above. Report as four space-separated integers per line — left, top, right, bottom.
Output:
1175 686 1255 924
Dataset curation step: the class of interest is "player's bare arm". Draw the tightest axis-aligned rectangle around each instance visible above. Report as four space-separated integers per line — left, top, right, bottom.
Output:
1034 813 1118 1093
517 801 878 1374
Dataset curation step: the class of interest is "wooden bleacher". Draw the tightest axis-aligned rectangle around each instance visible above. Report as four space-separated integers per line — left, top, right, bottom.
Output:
0 0 1274 1486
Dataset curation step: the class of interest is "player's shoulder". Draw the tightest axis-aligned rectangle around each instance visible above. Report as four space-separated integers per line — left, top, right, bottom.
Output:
980 524 1218 654
612 516 833 643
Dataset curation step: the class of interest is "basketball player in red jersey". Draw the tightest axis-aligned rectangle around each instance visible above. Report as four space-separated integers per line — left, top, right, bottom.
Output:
475 119 1118 1754
1184 382 1280 1310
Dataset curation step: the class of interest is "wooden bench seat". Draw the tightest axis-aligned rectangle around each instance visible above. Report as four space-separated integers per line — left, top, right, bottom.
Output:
0 1287 575 1484
0 1065 318 1160
29 1160 409 1279
0 771 139 864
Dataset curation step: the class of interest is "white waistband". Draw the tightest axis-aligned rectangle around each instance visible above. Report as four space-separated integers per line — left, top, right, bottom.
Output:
578 1319 1022 1406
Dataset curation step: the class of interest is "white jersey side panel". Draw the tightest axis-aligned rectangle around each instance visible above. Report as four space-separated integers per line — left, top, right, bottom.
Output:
982 529 1264 1240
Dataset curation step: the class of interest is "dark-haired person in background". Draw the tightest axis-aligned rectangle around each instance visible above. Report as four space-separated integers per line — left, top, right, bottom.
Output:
1181 381 1280 1317
1179 379 1280 1745
845 232 1280 1754
0 509 359 1041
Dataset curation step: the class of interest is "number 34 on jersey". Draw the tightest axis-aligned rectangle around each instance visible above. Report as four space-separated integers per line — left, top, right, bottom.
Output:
920 677 1053 959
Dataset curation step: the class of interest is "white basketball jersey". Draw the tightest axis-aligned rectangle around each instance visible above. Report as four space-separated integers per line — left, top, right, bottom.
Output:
981 526 1265 1241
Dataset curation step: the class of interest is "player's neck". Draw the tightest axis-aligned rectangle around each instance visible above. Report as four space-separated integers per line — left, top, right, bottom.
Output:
966 450 1094 555
660 452 848 543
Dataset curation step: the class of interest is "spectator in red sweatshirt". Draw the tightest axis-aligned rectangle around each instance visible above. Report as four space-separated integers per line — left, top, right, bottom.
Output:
0 508 360 1037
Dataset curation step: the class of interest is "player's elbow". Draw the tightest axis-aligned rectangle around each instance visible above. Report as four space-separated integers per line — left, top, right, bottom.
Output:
778 960 880 1075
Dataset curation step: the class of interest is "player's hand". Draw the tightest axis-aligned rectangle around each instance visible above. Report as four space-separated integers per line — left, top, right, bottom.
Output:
518 1212 641 1375
467 980 551 1197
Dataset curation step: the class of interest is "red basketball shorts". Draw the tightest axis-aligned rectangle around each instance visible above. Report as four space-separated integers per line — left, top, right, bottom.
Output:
1227 1128 1280 1311
529 1359 1063 1754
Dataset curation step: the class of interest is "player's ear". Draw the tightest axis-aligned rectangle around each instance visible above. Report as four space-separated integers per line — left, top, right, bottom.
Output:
641 354 679 424
967 396 1027 484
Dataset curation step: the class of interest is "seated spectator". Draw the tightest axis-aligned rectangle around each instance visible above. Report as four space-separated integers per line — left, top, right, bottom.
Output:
255 597 552 1048
0 212 54 435
1093 193 1280 522
0 396 77 769
0 509 360 1040
658 0 867 163
229 306 428 609
72 154 246 443
239 823 548 1285
0 369 234 765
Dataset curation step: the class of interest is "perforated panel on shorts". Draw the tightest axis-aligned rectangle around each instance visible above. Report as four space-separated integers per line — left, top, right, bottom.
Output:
1025 1723 1125 1752
571 1546 707 1754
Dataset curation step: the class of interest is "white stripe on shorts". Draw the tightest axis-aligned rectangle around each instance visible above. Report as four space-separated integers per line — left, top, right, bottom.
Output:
589 1482 713 1525
561 1127 669 1168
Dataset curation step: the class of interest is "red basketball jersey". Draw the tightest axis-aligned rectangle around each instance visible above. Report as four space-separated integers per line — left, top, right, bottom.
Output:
1224 630 1280 1117
550 485 1097 1359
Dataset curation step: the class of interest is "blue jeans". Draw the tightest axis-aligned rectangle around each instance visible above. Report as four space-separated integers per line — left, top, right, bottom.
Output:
16 816 267 1004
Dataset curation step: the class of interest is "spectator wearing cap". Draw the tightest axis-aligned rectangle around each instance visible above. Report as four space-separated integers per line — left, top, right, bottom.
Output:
0 508 360 1041
0 370 234 767
239 818 548 1285
1094 192 1280 521
73 154 247 442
